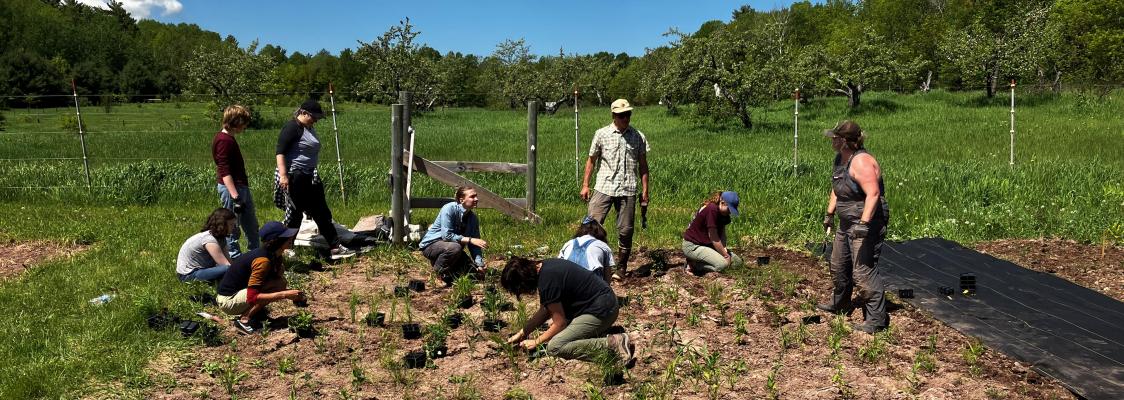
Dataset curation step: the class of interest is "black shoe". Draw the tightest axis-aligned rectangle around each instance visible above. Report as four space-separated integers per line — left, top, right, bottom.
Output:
816 303 840 313
852 323 885 334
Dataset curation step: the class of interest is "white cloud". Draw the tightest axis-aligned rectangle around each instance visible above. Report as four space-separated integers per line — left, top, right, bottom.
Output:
75 0 184 19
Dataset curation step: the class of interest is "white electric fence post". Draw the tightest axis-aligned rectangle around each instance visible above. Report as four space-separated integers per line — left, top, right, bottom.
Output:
574 89 581 188
1009 80 1016 166
793 88 800 176
71 79 92 189
328 83 346 204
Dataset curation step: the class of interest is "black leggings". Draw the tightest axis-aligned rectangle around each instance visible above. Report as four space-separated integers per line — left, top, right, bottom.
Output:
287 171 338 245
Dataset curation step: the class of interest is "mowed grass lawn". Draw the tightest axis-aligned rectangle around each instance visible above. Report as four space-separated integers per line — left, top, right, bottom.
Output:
0 90 1121 397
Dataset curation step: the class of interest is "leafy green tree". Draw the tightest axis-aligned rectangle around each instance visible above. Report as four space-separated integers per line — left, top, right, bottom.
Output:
939 2 1054 97
1050 0 1124 87
355 18 438 108
183 40 277 115
488 38 536 109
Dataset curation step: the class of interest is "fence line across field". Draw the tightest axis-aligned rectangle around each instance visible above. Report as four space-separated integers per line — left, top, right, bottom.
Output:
1 84 1036 197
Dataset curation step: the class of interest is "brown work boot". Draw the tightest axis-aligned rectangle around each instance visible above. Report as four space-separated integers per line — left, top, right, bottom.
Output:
617 249 631 276
608 333 636 369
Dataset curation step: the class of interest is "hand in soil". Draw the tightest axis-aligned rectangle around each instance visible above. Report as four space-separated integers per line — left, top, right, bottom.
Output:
507 331 524 344
520 339 538 350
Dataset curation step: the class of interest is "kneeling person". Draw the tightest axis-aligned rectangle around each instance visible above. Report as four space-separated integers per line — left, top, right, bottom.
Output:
501 257 635 367
558 216 615 281
682 191 744 275
216 221 307 334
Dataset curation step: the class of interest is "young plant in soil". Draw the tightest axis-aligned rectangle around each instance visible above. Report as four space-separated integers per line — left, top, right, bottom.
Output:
202 354 248 399
277 356 296 376
401 294 421 339
962 338 986 377
831 362 854 399
489 335 523 377
691 346 722 399
481 287 506 332
765 361 782 400
289 310 316 338
451 274 475 309
348 290 360 324
590 346 625 386
425 322 450 358
733 312 749 345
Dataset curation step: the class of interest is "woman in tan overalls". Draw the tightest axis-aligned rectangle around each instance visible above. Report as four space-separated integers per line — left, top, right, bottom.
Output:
817 120 891 333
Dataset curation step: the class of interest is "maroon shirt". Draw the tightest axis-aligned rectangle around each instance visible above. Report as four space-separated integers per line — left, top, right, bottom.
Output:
683 203 730 246
212 131 248 186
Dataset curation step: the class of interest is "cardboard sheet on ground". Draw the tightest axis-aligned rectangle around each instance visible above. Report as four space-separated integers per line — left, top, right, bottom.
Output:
881 238 1124 400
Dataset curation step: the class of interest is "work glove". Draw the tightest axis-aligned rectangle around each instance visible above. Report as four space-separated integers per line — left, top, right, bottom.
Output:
822 213 834 232
231 196 245 214
850 222 869 239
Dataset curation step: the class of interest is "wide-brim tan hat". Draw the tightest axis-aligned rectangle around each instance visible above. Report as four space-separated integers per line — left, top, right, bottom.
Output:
823 120 862 140
610 99 633 114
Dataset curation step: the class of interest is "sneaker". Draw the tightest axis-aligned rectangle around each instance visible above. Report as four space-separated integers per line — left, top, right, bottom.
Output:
329 245 356 260
609 333 636 369
232 319 255 335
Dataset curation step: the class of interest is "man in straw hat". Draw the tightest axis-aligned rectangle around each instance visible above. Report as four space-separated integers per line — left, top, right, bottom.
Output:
580 99 650 279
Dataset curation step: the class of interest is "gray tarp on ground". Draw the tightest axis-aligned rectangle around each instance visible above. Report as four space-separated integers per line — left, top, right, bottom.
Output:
880 238 1124 400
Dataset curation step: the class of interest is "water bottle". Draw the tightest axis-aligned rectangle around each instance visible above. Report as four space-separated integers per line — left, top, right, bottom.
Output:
89 294 114 305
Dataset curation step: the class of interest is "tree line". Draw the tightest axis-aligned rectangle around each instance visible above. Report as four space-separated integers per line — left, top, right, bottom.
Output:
1 0 1121 127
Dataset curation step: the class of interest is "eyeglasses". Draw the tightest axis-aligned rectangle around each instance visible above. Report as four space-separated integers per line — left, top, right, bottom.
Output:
613 112 632 118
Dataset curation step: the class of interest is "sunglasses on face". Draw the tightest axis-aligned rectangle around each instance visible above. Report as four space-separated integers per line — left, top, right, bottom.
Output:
613 112 632 118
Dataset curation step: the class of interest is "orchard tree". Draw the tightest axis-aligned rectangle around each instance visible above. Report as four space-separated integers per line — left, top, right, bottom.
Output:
822 25 924 107
487 38 536 109
939 3 1054 97
355 18 438 107
184 39 277 113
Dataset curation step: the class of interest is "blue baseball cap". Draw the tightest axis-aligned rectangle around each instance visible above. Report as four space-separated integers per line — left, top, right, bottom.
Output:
259 221 298 242
721 191 740 217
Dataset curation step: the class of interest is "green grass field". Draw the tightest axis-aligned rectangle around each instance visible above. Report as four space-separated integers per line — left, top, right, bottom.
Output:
0 90 1121 397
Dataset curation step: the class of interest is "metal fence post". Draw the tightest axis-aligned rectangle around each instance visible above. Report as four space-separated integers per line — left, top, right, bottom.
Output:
527 100 538 212
1009 80 1016 166
391 104 405 245
793 88 800 175
328 83 346 204
71 80 92 189
574 89 581 188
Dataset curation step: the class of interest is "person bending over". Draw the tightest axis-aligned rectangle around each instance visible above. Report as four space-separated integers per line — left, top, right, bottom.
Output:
501 257 635 367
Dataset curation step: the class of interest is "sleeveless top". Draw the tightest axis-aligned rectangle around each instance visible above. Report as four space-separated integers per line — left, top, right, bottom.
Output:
832 149 890 224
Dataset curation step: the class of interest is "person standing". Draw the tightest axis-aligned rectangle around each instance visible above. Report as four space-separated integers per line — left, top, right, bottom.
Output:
580 99 650 278
212 104 258 258
681 191 744 275
275 99 352 257
817 120 891 334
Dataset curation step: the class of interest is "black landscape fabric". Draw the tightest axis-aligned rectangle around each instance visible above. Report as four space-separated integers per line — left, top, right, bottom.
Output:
880 238 1124 400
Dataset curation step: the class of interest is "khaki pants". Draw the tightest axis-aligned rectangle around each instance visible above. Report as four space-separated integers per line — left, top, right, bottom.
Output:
546 309 619 361
587 191 636 256
216 276 288 316
828 219 889 328
682 240 743 273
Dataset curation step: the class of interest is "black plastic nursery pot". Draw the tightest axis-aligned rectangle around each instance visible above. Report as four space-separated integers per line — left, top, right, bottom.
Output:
897 288 915 299
445 313 464 329
801 315 822 325
959 273 977 294
178 320 200 337
403 351 427 369
365 312 386 327
408 279 426 292
482 319 506 332
616 296 630 307
293 299 309 308
484 285 498 295
427 342 449 358
604 371 626 386
394 286 410 297
456 295 474 309
292 326 317 339
498 300 515 312
756 256 771 266
402 323 422 339
199 324 223 347
146 313 176 330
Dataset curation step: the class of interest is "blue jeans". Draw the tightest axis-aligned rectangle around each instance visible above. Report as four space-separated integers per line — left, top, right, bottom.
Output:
217 184 260 258
178 265 230 282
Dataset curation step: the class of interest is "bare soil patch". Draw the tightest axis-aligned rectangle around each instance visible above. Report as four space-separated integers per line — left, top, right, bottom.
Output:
0 239 88 280
974 238 1124 303
146 246 1078 399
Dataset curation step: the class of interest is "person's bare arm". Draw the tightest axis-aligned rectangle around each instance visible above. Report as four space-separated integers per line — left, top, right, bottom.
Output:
204 242 231 266
580 156 596 201
708 226 730 259
639 153 650 204
509 305 551 344
521 303 568 350
275 154 289 191
851 154 882 223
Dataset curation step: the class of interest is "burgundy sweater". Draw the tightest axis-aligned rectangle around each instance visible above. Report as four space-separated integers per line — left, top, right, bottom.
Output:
212 131 249 186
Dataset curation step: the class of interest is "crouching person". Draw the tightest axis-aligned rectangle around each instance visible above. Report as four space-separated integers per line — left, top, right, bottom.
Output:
216 221 307 334
558 216 615 281
176 208 236 283
501 257 635 367
419 187 487 285
682 191 744 275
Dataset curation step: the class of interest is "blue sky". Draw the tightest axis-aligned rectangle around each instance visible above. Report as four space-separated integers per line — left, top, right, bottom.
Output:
90 0 808 57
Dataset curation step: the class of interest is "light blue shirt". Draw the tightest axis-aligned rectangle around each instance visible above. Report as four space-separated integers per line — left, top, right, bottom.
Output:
419 202 483 265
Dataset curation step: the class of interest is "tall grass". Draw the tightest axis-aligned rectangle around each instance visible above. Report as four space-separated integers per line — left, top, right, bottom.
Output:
0 90 1120 397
